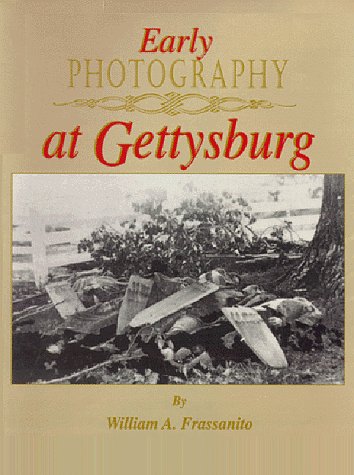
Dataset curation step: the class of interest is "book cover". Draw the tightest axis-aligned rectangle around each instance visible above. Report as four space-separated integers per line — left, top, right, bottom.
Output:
1 1 353 474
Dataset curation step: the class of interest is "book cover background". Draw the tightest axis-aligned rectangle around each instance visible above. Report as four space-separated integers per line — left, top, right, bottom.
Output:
1 1 353 473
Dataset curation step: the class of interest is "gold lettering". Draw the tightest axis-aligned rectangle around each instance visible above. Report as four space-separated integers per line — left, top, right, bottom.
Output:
211 60 226 88
192 60 206 88
249 59 267 89
170 60 186 88
272 59 288 88
107 59 125 88
85 59 103 88
148 59 166 88
232 60 245 88
68 59 81 87
128 59 145 87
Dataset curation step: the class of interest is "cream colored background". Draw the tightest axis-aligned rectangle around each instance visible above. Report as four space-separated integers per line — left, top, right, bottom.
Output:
1 1 353 474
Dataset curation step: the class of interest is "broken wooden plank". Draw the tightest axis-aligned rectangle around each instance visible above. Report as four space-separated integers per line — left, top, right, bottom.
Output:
130 281 219 328
45 281 85 319
222 307 288 368
12 305 64 335
13 292 48 312
13 303 55 323
146 272 182 307
116 275 154 335
65 297 122 334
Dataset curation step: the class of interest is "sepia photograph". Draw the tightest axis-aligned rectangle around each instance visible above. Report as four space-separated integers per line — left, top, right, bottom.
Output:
12 173 344 385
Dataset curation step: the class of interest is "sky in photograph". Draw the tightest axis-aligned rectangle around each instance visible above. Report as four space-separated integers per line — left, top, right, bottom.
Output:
13 174 323 223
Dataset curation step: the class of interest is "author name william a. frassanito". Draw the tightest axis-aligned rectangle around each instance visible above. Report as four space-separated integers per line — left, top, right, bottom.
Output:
107 416 253 431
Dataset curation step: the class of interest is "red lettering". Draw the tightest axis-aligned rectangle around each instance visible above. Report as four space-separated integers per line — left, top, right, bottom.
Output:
95 121 133 167
205 132 223 159
43 131 67 158
68 125 82 158
139 28 160 53
224 119 248 159
249 132 273 159
134 132 154 159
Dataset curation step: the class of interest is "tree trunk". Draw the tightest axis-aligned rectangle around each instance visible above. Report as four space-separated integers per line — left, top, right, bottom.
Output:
282 174 344 299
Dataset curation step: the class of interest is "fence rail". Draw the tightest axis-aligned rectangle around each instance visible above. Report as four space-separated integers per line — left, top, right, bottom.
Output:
13 210 93 287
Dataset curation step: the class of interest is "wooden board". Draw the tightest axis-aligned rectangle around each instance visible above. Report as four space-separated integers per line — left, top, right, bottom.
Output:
45 282 85 320
130 281 219 328
65 297 122 334
116 275 154 335
222 307 288 368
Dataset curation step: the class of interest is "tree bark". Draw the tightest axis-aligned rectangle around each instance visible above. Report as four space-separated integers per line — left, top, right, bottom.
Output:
282 175 344 299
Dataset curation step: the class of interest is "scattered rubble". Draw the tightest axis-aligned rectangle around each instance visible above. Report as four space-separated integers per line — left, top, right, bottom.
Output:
253 297 322 327
12 256 342 385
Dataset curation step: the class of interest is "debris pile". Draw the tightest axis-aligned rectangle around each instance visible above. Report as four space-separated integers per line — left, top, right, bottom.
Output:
12 263 341 384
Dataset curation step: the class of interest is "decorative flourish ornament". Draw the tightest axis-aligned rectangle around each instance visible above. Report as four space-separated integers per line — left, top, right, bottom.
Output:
54 92 296 116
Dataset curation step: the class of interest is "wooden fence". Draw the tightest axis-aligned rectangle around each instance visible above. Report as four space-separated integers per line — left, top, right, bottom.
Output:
251 199 321 242
13 209 92 287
